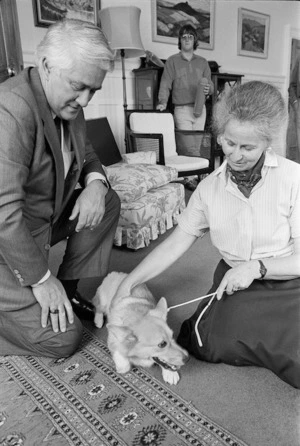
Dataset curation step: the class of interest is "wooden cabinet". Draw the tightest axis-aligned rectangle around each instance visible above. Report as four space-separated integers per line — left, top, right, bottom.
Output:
208 73 244 161
132 67 164 110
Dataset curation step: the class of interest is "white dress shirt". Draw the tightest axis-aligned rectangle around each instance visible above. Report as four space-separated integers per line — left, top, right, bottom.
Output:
178 149 300 267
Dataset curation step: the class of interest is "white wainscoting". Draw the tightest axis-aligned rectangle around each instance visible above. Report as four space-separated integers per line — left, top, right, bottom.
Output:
22 51 288 156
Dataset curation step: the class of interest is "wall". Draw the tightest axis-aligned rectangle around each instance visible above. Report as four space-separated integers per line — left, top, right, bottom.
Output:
16 0 300 155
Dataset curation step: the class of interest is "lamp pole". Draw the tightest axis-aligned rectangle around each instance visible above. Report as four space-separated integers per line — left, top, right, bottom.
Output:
120 49 127 111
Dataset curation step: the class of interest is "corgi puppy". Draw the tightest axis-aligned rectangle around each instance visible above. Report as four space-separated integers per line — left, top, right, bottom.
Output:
93 272 189 385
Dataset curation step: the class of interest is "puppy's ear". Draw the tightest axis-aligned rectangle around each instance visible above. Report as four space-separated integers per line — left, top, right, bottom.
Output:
149 297 168 320
107 324 137 344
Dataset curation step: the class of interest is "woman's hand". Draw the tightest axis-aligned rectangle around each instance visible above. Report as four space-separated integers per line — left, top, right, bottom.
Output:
32 274 74 333
216 260 261 300
69 180 107 232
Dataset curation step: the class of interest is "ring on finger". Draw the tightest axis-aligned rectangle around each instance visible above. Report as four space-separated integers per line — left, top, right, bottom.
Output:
50 309 59 314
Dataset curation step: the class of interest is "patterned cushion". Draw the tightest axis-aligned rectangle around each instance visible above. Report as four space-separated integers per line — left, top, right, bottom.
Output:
122 151 156 165
106 163 178 203
114 182 186 249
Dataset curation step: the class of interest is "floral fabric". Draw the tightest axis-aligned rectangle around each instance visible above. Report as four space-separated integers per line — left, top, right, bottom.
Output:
106 163 178 203
122 151 156 165
114 182 186 250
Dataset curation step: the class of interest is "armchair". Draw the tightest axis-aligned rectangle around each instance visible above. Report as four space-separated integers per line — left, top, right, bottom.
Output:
125 110 215 180
86 118 185 250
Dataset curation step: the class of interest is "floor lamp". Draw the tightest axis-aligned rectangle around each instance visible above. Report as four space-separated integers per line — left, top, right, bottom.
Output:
99 6 145 115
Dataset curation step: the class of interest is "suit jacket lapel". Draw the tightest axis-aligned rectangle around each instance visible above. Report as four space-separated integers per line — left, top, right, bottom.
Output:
28 68 65 220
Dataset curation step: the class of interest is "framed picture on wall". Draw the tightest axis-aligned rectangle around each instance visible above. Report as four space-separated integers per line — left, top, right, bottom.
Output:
32 0 101 28
151 0 215 50
237 8 270 59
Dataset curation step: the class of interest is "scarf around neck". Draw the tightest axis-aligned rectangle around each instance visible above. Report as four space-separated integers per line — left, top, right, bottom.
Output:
227 152 265 198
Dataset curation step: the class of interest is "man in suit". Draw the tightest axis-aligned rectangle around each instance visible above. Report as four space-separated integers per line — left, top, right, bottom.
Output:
0 19 120 357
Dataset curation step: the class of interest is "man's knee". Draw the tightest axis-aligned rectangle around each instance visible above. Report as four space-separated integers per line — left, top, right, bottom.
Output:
105 188 120 220
40 317 83 358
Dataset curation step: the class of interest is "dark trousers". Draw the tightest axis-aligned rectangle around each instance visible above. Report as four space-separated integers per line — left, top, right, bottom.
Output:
178 259 300 388
0 188 120 358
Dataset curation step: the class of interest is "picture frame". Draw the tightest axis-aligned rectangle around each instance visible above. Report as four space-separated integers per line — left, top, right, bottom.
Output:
237 8 270 59
32 0 100 28
151 0 215 50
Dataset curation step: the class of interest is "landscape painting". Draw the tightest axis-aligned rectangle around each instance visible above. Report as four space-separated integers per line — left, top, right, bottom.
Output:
32 0 100 27
152 0 215 50
237 8 270 59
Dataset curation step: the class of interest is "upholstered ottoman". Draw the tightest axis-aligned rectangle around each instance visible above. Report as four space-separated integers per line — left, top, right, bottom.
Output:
105 160 186 250
115 182 185 249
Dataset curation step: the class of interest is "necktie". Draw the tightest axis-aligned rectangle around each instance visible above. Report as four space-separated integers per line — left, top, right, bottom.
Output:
53 117 74 178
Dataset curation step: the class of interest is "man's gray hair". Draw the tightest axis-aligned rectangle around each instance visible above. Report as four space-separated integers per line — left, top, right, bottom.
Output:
213 81 288 145
35 18 115 72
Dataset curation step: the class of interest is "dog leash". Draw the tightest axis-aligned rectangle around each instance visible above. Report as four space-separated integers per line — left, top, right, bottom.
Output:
168 292 218 348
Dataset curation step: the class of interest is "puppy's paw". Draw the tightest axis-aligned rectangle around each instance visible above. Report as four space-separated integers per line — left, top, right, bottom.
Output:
94 312 104 328
161 368 180 385
113 351 131 374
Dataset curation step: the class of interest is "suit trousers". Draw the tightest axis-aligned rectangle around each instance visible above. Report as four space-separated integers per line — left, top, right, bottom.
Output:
0 188 120 358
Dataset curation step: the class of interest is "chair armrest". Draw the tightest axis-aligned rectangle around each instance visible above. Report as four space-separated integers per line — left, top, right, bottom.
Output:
175 129 214 170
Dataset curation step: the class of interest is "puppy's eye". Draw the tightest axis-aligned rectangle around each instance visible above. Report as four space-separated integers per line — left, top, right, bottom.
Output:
158 341 167 348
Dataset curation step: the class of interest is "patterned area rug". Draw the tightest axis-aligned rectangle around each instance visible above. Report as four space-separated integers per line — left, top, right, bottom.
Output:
0 328 248 446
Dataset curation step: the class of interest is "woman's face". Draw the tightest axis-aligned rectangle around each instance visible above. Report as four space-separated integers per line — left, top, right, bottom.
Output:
219 119 268 171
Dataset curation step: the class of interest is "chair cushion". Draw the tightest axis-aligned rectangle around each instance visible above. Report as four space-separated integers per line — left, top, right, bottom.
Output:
129 112 177 158
106 163 178 202
122 151 156 165
165 155 209 171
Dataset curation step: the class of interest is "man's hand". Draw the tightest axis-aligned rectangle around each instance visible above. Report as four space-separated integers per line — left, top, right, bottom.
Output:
69 180 107 232
156 104 166 112
216 261 261 300
32 274 74 333
201 77 210 95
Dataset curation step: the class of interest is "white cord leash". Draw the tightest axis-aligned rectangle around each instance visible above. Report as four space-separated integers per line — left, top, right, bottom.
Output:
167 292 217 312
168 291 218 348
168 292 217 311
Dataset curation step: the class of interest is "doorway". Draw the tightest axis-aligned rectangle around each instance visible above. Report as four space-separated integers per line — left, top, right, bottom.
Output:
286 38 300 163
0 0 23 84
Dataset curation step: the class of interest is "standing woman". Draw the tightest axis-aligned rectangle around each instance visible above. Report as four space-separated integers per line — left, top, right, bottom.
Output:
118 81 300 388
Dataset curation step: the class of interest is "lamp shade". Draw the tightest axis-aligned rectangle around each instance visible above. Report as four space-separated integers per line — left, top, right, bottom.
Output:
99 6 144 58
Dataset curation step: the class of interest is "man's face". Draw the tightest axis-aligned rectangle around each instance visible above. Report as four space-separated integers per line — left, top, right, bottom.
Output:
43 58 106 120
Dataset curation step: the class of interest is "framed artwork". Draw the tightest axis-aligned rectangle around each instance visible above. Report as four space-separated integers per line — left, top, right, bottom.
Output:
32 0 100 28
151 0 215 50
237 8 270 59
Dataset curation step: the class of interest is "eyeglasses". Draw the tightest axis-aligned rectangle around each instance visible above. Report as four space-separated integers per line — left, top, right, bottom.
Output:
181 34 194 41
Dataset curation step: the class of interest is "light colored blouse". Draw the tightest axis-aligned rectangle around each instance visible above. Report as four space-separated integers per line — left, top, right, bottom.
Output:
178 149 300 267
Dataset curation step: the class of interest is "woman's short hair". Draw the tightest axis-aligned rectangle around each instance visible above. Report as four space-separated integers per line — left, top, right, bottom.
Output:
212 81 288 145
178 24 198 50
35 18 115 73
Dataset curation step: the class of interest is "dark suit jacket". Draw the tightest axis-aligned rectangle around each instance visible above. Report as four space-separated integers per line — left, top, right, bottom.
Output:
0 67 106 309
